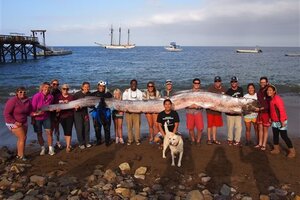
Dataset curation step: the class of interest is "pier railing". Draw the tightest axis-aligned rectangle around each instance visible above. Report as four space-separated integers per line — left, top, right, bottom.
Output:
0 34 39 44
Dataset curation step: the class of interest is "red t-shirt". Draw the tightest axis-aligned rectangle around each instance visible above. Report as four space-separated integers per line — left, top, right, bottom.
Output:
56 94 74 119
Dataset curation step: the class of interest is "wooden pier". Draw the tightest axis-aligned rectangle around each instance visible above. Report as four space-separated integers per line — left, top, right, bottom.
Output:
0 30 49 63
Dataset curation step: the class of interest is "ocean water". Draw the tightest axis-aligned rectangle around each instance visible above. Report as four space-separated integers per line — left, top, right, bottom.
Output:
0 46 299 146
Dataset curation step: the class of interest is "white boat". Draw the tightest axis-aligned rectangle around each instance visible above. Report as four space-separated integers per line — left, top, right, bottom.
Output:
165 42 182 52
95 26 135 49
285 53 300 57
36 49 72 56
236 48 262 53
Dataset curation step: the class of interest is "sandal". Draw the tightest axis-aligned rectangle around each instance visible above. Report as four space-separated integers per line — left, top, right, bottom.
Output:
212 140 221 145
260 146 266 151
207 140 212 145
254 144 261 149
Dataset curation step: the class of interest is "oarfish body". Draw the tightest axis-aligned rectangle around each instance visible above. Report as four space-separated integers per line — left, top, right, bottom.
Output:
40 91 257 114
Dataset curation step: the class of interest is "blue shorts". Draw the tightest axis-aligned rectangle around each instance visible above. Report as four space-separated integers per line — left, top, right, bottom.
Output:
35 118 51 133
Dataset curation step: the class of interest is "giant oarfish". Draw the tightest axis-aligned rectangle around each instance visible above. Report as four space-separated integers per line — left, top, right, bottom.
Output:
40 91 257 114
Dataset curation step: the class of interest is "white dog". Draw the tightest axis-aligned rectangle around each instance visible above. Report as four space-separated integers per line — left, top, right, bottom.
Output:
162 122 184 167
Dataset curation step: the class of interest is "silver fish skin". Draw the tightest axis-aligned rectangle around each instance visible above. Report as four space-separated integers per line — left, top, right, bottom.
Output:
40 91 257 114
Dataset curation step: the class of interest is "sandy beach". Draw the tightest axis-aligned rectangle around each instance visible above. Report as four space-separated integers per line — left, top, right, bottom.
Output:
1 94 299 198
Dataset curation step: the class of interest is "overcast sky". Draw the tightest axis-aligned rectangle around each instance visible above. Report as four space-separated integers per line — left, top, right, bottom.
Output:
1 0 299 46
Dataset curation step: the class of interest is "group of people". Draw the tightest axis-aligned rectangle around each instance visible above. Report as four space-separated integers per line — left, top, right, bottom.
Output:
3 76 296 161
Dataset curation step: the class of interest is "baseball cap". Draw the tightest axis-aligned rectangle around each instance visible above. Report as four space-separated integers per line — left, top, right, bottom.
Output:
98 80 107 86
231 76 238 82
214 76 222 82
165 79 172 85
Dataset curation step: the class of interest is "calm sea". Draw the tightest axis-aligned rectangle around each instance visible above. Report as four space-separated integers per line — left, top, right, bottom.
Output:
0 46 299 146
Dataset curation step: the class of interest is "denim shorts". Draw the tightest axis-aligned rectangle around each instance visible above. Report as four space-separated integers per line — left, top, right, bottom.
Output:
35 118 51 133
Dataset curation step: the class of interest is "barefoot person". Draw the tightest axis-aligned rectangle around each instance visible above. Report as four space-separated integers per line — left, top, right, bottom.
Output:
267 85 296 158
255 77 271 151
206 76 226 145
225 76 244 146
74 82 92 149
243 83 258 145
123 79 143 145
112 89 124 144
186 78 204 145
31 82 55 156
143 81 161 144
3 87 32 161
56 84 74 153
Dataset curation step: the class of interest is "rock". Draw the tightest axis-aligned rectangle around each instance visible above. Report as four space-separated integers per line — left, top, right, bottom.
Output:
201 176 211 184
115 187 131 198
134 167 147 180
30 175 47 187
269 193 279 200
87 174 96 183
294 195 300 200
10 165 24 173
152 184 163 191
130 194 147 200
259 194 270 200
23 196 39 200
58 161 67 165
7 192 24 200
68 196 80 200
275 188 288 196
186 190 204 200
93 169 104 176
220 184 231 196
203 194 213 200
71 189 79 195
0 146 12 163
0 177 12 189
268 186 275 192
241 196 252 200
103 183 113 191
202 189 211 196
26 189 39 196
10 182 23 191
198 173 207 178
103 169 117 182
119 162 131 172
143 187 151 192
178 185 185 190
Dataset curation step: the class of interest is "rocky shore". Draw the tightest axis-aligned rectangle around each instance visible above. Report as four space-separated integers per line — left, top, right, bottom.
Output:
0 141 299 200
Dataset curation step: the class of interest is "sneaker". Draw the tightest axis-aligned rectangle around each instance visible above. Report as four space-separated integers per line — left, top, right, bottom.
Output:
119 138 124 144
86 144 92 148
40 146 46 156
79 145 86 150
127 142 132 146
16 155 28 161
48 146 55 156
136 141 141 146
55 142 63 150
115 137 119 144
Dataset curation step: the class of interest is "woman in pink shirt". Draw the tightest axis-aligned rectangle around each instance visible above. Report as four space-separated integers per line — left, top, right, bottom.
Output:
267 85 295 158
3 87 31 161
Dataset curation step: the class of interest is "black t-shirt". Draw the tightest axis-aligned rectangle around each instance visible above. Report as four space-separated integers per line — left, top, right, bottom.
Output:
225 87 244 116
157 110 180 132
73 91 91 114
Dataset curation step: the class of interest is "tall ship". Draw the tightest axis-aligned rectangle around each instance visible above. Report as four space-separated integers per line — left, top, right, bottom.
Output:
95 26 135 49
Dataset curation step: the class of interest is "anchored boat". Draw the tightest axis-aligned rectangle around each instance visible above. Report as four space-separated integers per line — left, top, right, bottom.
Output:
36 49 72 56
95 26 135 49
236 48 262 53
165 42 182 52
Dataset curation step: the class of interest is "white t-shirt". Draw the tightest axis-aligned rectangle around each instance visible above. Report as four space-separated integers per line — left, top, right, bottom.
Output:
122 88 143 100
244 93 258 119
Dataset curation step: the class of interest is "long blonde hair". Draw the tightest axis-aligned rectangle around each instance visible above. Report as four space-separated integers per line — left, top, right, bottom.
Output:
113 88 122 100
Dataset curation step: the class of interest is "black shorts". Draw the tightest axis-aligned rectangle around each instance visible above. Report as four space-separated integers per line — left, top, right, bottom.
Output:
60 116 74 136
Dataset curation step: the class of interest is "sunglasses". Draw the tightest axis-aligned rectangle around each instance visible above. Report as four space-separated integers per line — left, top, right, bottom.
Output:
62 88 69 91
18 91 26 94
231 81 238 83
215 80 221 82
193 82 200 84
52 83 59 86
148 85 154 88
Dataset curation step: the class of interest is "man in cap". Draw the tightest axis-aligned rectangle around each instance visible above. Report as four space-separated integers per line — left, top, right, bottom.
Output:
225 76 244 146
90 80 113 146
161 79 175 98
206 76 226 145
122 79 143 145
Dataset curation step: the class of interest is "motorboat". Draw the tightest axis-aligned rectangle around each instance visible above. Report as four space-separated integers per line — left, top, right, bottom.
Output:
165 42 182 52
236 48 262 53
36 48 72 56
95 26 135 49
285 53 300 57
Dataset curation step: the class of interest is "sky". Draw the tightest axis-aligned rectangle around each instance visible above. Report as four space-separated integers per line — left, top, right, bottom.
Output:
0 0 299 47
